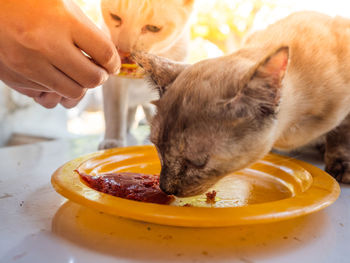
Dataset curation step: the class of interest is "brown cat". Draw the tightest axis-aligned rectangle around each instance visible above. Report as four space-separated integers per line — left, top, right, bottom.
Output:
133 11 350 197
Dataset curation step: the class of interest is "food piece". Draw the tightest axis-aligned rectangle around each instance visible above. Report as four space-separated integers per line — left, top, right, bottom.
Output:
117 55 144 78
118 64 145 78
183 203 193 207
76 171 174 204
205 190 217 204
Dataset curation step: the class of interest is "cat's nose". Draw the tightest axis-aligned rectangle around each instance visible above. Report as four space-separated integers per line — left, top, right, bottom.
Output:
118 50 131 59
159 177 178 195
159 167 178 195
160 185 178 196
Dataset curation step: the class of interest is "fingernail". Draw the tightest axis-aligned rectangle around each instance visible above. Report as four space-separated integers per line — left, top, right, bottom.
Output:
103 71 109 82
113 55 122 74
114 66 120 75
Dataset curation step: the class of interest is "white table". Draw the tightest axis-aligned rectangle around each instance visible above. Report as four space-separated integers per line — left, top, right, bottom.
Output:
0 137 349 263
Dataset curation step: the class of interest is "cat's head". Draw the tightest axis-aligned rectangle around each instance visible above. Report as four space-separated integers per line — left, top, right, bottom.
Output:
101 0 194 60
133 46 289 197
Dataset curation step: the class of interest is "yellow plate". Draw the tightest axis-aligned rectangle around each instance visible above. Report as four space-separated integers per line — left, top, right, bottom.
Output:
51 145 340 227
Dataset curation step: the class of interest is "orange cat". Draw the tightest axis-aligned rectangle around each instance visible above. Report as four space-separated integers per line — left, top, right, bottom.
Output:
99 0 194 149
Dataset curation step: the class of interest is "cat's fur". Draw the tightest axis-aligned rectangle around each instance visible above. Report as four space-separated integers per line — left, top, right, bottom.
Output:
99 0 193 149
132 11 350 197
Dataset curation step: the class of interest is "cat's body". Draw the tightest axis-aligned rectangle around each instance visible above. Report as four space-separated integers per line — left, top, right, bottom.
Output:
245 12 350 151
99 0 193 149
133 11 350 197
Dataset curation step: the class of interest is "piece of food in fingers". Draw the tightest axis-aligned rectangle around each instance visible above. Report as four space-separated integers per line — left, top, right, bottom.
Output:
117 54 145 78
118 63 145 78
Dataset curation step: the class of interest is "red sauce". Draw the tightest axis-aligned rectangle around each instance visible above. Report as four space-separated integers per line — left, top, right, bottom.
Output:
76 171 174 204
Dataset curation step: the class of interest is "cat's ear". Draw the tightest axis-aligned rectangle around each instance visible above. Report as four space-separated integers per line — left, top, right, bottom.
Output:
253 46 289 86
244 46 289 114
132 51 189 96
183 0 195 6
220 47 289 120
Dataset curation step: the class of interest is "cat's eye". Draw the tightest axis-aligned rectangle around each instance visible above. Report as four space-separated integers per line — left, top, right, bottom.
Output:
110 13 122 27
184 157 208 169
144 25 162 33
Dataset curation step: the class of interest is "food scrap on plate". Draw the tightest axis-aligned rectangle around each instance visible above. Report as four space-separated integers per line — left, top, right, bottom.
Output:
205 190 217 204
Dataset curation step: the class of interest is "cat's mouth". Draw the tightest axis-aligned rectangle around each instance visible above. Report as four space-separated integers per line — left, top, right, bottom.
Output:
121 55 136 65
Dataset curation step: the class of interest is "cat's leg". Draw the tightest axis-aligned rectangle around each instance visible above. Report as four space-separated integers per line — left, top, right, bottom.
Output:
127 106 137 133
98 76 128 150
324 113 350 183
142 103 155 124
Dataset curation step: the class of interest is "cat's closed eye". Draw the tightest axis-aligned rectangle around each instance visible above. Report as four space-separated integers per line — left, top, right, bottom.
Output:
110 13 122 27
184 157 208 169
143 25 162 33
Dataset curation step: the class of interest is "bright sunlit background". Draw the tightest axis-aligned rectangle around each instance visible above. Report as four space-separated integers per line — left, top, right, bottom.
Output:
1 0 349 146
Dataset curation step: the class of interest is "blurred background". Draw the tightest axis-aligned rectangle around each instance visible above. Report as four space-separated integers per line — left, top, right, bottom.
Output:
0 0 348 147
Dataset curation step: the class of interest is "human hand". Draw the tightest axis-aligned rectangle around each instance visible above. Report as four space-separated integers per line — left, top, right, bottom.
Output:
0 0 120 105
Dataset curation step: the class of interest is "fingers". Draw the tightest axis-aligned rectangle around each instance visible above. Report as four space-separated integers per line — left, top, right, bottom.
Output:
35 90 85 109
0 1 118 99
13 88 85 109
11 86 42 98
11 86 61 109
0 60 50 92
60 85 87 108
5 52 87 99
28 63 87 99
11 87 60 109
34 92 62 109
1 33 88 99
1 52 87 109
47 41 109 89
60 97 83 108
0 0 113 109
1 56 85 109
71 16 120 74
